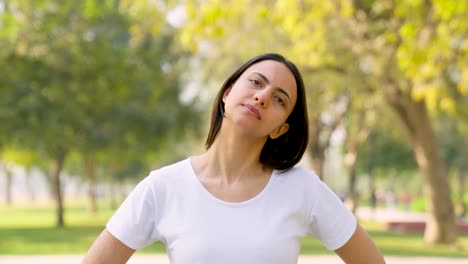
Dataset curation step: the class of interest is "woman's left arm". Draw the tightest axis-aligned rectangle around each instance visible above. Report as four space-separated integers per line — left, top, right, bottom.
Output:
335 224 386 264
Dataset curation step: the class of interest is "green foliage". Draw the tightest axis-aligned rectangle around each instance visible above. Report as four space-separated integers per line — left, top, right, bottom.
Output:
435 117 468 171
179 0 467 122
358 132 418 173
0 0 202 177
411 197 427 212
1 148 39 169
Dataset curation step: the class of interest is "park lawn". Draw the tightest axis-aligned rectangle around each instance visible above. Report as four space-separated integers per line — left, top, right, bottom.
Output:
0 204 467 257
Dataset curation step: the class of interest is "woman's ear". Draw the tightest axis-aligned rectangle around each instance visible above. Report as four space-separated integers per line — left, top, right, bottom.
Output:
269 123 289 139
222 85 232 103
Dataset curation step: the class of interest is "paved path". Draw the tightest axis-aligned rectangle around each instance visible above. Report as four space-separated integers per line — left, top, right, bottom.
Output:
0 254 467 264
355 207 429 222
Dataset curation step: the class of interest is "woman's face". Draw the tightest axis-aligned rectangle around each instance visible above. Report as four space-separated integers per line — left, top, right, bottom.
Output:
222 60 298 140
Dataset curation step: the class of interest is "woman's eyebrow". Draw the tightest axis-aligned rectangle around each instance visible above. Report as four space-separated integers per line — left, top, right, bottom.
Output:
253 72 291 102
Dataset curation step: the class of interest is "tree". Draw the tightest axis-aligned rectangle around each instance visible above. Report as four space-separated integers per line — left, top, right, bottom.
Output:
355 0 467 244
1 148 41 204
177 0 466 244
436 117 468 219
0 0 201 226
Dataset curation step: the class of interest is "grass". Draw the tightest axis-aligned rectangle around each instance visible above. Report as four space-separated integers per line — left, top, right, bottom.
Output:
1 203 467 257
0 202 166 255
300 220 468 257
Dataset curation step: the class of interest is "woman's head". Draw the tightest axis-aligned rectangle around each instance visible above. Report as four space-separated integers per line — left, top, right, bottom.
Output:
205 53 309 171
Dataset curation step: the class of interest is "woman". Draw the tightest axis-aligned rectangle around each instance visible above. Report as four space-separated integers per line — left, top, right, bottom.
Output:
82 53 385 263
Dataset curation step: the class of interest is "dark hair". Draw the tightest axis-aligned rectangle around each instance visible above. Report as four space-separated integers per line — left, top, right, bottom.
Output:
205 53 309 171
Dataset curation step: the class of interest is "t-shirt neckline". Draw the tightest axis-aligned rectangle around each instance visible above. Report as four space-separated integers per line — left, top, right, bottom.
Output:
186 157 277 207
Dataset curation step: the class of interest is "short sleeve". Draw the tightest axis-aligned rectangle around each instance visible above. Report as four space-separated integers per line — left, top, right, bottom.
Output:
307 179 357 250
106 174 161 250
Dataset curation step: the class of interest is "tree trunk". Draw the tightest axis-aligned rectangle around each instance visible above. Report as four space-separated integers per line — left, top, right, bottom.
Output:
384 85 456 244
109 182 117 210
82 153 97 215
367 134 377 209
25 167 36 203
458 167 466 203
308 116 326 179
109 163 120 210
344 144 359 214
456 166 466 219
308 114 340 180
49 149 67 228
344 111 371 214
2 163 13 205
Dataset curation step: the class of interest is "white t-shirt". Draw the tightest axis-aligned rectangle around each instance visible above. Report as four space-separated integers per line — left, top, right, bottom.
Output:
107 158 356 264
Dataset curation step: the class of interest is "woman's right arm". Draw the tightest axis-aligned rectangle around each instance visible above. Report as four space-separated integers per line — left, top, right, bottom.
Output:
81 229 135 264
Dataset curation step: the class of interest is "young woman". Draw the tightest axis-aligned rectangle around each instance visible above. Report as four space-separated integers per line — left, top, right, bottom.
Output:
82 53 386 264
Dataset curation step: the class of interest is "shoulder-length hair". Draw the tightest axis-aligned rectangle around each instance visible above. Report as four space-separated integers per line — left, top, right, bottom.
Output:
205 53 309 171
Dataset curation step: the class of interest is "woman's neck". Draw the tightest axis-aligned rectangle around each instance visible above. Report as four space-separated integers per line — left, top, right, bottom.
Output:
194 129 270 184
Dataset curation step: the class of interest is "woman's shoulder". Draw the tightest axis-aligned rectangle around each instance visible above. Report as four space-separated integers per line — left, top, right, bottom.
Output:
146 157 192 183
148 158 190 174
278 165 321 182
129 158 193 199
274 165 324 192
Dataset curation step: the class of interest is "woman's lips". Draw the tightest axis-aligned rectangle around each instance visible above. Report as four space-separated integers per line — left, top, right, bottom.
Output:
243 104 261 120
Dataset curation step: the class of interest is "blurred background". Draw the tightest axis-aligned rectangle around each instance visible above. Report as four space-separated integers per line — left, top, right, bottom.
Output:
0 0 467 258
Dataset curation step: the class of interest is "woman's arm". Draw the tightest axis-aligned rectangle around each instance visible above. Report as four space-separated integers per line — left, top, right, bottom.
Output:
335 224 386 264
81 229 135 264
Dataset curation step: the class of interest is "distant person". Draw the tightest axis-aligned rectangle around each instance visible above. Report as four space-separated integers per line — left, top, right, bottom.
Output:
401 192 412 211
456 201 466 221
82 53 385 264
371 190 377 209
385 190 397 209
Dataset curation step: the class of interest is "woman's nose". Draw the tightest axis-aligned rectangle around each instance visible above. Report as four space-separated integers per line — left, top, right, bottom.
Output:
254 93 268 107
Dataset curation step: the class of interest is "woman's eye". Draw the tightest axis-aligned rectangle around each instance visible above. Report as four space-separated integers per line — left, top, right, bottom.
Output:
250 79 261 86
275 96 285 105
